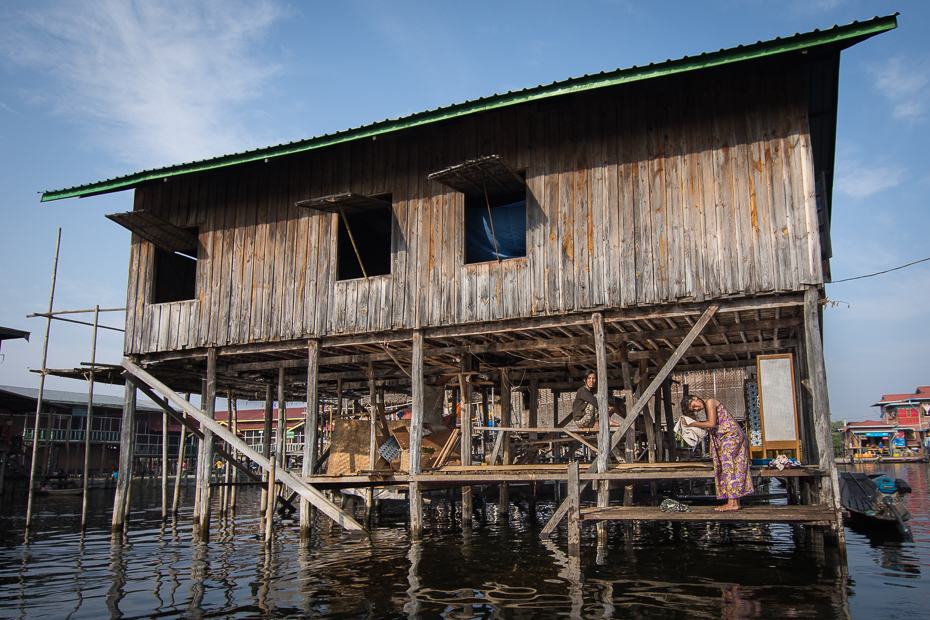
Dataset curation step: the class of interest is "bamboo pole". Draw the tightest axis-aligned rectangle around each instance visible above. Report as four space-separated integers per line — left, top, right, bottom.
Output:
25 228 61 536
80 306 99 530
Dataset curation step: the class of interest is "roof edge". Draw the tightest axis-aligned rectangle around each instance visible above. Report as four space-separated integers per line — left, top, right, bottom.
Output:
41 13 898 202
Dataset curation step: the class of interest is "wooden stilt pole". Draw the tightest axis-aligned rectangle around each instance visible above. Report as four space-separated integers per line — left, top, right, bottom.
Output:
804 286 846 554
197 349 217 540
220 392 232 518
260 384 273 517
192 383 203 522
663 379 676 463
567 461 580 555
111 380 135 533
161 404 169 520
498 368 512 517
481 388 490 460
459 354 474 526
301 340 320 539
25 229 61 536
229 396 238 511
593 313 610 545
171 403 188 516
409 330 424 539
80 305 99 531
620 348 635 506
366 362 376 528
275 367 287 522
265 454 276 545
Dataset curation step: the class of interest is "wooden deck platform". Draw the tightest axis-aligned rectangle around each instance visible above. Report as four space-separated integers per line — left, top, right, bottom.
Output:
304 463 827 488
581 504 835 525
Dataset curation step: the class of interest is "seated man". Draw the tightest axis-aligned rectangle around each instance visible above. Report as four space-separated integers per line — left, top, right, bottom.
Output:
568 369 619 429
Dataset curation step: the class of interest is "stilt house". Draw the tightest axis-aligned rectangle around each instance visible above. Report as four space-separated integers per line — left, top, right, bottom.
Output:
42 16 896 540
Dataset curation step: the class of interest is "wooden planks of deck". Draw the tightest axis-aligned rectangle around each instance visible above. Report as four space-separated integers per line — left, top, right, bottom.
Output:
582 504 834 525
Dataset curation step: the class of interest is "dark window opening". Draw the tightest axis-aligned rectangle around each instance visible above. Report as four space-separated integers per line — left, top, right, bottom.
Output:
464 183 526 264
152 227 198 304
337 195 393 280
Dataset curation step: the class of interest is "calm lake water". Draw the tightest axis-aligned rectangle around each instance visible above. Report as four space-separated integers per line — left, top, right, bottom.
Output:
0 462 927 619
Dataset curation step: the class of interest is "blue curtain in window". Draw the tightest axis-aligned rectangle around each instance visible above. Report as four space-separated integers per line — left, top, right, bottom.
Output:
465 200 526 262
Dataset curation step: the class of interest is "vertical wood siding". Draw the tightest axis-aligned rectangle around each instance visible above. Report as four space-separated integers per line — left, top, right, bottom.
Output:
124 60 823 354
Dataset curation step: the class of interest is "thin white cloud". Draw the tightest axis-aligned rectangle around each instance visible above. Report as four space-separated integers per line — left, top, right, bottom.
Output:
0 0 285 168
834 159 905 198
866 55 930 122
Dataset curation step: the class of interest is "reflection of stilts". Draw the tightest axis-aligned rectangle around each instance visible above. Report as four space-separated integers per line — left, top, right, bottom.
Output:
404 541 423 618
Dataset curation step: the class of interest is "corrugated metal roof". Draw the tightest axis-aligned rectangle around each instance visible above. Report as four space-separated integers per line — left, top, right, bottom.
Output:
41 14 897 203
872 387 930 407
0 385 162 412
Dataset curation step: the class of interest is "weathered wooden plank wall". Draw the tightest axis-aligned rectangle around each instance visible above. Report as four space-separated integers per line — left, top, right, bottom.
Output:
124 59 823 354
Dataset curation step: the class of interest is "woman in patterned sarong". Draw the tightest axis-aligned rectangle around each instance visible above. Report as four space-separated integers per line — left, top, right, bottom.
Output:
682 395 753 511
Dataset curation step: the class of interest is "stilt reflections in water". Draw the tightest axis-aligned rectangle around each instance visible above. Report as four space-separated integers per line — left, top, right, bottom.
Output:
1 470 928 619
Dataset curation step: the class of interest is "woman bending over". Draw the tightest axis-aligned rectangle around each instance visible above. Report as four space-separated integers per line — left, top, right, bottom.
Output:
682 395 753 511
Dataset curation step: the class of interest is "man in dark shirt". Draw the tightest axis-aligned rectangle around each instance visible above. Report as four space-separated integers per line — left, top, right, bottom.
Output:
569 369 617 429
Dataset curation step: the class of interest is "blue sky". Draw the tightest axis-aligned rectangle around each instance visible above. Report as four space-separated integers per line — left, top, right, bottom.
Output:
0 1 926 421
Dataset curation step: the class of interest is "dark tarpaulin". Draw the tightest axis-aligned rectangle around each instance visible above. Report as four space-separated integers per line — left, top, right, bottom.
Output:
465 200 526 263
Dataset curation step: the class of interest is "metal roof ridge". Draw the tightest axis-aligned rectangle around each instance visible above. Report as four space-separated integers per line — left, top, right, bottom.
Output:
40 13 898 202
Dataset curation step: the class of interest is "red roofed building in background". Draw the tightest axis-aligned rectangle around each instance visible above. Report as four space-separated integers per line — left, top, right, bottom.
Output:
840 387 930 461
872 386 930 429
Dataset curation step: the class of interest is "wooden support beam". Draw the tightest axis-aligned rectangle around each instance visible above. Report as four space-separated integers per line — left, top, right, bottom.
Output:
219 317 802 373
138 295 805 365
120 359 366 532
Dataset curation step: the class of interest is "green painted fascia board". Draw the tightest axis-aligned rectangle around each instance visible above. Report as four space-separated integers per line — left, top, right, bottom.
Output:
41 14 897 202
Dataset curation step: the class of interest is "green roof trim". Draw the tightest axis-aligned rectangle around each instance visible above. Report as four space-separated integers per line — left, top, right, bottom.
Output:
41 14 897 202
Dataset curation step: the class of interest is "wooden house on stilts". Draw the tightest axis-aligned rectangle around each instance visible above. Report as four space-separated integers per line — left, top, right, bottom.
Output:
42 16 896 549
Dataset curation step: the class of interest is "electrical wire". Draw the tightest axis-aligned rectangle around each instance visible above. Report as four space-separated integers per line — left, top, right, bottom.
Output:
830 256 930 283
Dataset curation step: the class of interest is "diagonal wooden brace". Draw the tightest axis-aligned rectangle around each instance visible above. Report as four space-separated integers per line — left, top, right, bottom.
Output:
539 304 719 538
121 358 366 532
